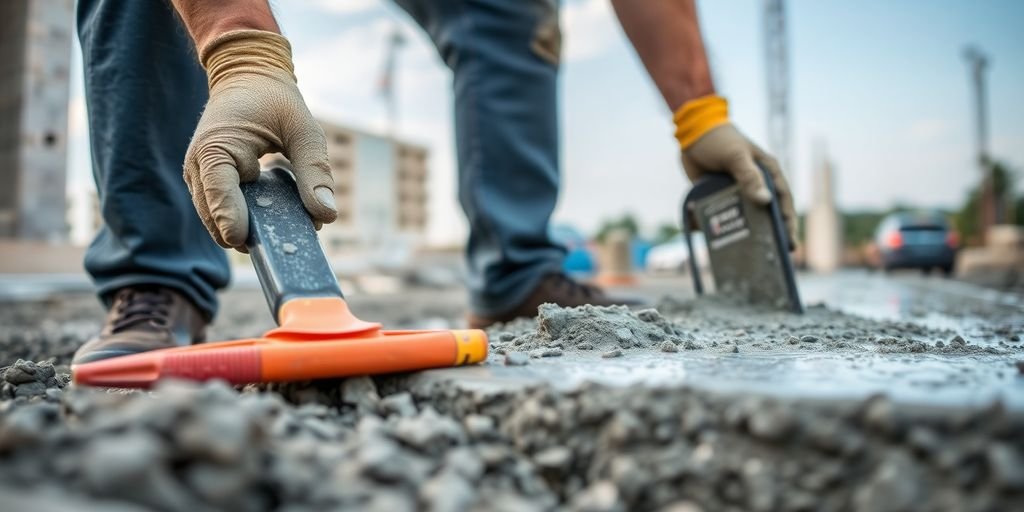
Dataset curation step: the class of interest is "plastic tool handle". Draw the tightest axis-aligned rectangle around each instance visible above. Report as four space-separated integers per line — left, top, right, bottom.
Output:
240 168 343 320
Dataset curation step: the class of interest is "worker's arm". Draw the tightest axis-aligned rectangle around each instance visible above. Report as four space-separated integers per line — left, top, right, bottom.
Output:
169 0 336 250
611 0 798 245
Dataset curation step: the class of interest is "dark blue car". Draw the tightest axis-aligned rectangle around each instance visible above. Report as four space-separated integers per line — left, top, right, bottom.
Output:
874 211 958 275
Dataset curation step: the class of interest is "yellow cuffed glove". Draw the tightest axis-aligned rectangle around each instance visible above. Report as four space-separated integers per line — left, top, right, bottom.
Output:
184 30 336 250
675 95 798 245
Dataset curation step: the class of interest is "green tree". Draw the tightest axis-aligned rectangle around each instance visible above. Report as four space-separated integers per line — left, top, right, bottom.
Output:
595 213 640 243
955 160 1019 244
841 211 888 246
651 223 681 245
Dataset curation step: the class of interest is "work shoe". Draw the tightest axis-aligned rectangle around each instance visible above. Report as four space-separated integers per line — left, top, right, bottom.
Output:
72 286 207 365
468 273 639 329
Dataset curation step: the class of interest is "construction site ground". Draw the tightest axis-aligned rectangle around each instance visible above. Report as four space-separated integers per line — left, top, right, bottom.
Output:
1 270 1022 511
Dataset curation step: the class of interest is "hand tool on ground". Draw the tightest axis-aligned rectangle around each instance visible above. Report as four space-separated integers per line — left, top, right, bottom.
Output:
681 162 803 313
73 167 488 388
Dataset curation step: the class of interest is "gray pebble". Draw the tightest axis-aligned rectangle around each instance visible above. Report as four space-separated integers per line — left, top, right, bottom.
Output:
615 328 634 347
505 352 530 366
420 470 475 512
380 392 417 418
445 447 485 481
14 381 46 398
341 376 381 411
463 414 496 439
358 437 408 482
987 443 1024 490
530 347 563 358
534 446 572 470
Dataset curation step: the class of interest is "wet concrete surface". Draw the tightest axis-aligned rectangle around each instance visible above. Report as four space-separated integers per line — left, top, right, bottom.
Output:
413 271 1024 410
1 270 1023 510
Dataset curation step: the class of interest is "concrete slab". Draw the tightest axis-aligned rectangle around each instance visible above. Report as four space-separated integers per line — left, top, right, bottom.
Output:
412 271 1024 410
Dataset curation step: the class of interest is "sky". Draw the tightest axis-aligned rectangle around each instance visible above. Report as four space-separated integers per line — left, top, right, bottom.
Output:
66 0 1024 246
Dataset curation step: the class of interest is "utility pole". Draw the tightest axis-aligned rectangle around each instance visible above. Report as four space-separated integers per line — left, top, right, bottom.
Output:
963 45 995 237
378 25 407 139
763 0 791 182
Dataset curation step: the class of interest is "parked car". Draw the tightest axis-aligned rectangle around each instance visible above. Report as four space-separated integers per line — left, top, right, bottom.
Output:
874 211 958 275
645 233 709 274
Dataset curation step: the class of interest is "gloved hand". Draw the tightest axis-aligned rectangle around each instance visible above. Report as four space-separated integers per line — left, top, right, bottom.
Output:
675 95 798 246
184 30 336 250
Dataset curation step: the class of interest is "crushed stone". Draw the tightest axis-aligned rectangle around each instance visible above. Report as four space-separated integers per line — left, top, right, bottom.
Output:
2 288 1023 511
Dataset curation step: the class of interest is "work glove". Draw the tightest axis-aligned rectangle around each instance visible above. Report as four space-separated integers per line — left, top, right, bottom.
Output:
184 30 336 251
675 95 798 246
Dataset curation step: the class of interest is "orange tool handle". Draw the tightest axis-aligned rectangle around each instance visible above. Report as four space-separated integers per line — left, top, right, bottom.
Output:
258 329 487 382
72 330 488 388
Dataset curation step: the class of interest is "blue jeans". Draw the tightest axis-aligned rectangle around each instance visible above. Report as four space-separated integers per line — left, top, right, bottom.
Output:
78 0 565 318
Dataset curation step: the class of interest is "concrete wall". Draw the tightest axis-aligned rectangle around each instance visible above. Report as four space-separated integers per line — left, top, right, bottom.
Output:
0 0 73 241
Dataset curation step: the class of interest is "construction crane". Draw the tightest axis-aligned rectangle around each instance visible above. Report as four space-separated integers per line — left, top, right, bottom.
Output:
378 25 407 139
763 0 791 181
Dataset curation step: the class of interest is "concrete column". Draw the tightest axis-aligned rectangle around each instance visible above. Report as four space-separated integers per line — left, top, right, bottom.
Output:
805 144 842 273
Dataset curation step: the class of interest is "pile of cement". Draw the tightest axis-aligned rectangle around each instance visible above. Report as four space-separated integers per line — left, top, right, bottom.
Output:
489 304 686 358
488 299 1023 362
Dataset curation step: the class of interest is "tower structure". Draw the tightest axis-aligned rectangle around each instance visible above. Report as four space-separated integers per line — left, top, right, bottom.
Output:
763 0 791 181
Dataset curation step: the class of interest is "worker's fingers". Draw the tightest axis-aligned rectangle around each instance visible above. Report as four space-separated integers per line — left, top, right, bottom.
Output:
287 129 338 225
728 152 773 206
194 181 230 250
184 158 229 249
193 144 252 249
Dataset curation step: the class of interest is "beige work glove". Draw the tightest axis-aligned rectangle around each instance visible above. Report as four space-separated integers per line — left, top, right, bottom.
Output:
184 30 336 250
675 95 798 246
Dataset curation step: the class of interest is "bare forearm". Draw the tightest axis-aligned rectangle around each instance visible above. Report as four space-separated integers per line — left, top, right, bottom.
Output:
170 0 280 50
611 0 715 111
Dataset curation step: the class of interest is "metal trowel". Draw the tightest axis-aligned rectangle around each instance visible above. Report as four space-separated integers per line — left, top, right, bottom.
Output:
73 167 488 388
681 162 803 313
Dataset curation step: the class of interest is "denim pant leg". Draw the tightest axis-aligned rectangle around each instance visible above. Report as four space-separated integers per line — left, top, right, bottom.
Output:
393 0 566 316
77 0 229 318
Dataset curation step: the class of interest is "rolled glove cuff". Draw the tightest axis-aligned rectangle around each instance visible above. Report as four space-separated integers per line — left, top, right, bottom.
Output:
674 94 730 149
200 30 296 90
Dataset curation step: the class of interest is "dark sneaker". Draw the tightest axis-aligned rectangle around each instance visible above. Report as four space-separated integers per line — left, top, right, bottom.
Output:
72 286 208 365
467 273 641 329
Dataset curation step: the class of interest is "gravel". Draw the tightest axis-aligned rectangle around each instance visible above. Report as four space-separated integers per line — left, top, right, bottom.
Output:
1 288 1023 510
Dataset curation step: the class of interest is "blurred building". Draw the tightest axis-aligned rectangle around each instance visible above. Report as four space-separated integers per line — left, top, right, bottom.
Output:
263 120 429 259
0 0 74 241
805 146 842 273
